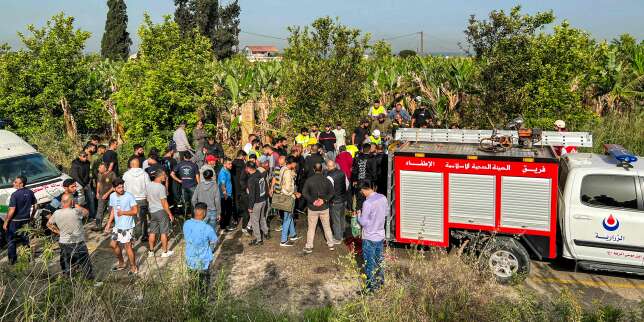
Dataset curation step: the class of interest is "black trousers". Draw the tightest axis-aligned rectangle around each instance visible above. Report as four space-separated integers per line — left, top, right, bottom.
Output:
59 242 94 279
220 197 234 229
237 194 250 228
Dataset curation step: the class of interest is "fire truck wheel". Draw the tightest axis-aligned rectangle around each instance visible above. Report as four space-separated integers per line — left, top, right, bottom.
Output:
480 237 530 284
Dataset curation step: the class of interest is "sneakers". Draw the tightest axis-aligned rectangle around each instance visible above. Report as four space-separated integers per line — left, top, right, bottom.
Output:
226 226 236 232
329 246 335 251
148 251 155 258
249 239 263 246
289 235 301 241
280 241 294 247
161 250 174 258
303 247 313 254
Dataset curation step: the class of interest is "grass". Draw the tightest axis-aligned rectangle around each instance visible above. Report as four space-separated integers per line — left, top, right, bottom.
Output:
2 239 643 322
591 106 643 155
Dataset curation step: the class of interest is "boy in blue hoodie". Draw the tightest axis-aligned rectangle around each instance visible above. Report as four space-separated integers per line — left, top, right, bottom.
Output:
183 202 218 294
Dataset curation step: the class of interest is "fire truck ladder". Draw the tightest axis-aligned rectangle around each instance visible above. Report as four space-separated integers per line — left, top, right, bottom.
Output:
394 128 593 147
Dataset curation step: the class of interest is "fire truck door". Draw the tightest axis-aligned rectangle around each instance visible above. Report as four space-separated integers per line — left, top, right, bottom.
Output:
568 173 644 265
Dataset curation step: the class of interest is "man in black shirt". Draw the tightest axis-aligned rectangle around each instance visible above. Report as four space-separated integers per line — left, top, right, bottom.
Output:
325 160 348 242
246 161 269 245
205 136 225 158
171 152 200 216
3 176 37 265
103 139 120 176
304 144 325 180
352 119 371 145
161 148 178 207
232 150 248 229
412 105 432 128
273 137 288 156
318 124 337 160
70 151 93 218
351 143 378 211
302 163 336 254
127 144 145 169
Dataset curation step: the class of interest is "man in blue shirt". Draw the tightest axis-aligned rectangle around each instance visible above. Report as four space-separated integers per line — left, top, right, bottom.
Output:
183 202 218 294
104 178 139 275
218 158 234 231
3 176 37 265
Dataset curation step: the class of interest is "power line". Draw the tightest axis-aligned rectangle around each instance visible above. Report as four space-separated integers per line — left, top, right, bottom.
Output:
240 30 287 41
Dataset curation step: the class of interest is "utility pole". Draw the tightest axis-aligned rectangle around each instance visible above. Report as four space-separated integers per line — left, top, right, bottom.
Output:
419 31 424 56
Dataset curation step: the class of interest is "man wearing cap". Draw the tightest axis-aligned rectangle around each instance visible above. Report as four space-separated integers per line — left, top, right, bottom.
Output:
553 120 578 156
200 154 218 178
368 130 382 146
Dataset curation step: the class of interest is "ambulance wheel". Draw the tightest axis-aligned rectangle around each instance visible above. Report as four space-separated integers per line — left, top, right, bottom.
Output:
480 237 530 284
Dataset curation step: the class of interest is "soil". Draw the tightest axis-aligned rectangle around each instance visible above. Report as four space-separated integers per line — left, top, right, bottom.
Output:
2 213 363 314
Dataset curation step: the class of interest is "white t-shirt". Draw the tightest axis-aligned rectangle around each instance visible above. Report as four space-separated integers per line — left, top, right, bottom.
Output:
243 143 253 155
332 129 346 148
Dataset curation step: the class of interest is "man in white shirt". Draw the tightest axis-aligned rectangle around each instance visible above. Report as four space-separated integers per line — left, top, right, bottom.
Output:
173 121 191 155
332 122 346 150
243 133 257 155
122 158 150 242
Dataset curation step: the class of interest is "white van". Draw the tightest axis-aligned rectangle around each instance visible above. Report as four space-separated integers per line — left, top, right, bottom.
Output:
0 130 71 223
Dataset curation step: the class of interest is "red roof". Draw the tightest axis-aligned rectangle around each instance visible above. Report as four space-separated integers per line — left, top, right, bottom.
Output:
245 45 278 53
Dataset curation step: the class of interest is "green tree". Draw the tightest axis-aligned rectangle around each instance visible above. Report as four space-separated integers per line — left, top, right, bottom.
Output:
113 14 216 148
398 49 417 58
173 0 240 60
0 13 107 140
101 0 132 60
464 6 597 128
282 17 370 129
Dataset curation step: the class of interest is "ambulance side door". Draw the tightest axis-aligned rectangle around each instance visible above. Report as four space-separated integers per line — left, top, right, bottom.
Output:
567 170 644 265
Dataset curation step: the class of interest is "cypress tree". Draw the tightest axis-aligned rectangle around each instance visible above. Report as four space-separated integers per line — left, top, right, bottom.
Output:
173 0 240 60
174 0 194 36
214 0 240 59
101 0 132 60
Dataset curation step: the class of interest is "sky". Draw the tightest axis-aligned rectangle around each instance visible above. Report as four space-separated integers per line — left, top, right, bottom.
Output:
1 0 643 54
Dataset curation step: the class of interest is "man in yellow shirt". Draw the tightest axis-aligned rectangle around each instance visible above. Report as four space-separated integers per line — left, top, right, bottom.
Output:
368 99 386 119
295 128 311 148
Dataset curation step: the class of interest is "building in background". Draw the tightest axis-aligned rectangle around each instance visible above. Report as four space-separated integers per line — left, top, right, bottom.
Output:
243 45 281 62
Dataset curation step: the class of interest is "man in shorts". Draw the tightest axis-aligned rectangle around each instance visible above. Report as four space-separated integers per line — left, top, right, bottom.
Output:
104 178 139 275
146 169 175 258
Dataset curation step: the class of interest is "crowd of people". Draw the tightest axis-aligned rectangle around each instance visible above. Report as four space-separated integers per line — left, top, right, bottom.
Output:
3 98 438 292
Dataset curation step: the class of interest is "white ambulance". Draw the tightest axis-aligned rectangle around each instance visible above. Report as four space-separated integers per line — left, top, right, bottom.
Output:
0 130 70 227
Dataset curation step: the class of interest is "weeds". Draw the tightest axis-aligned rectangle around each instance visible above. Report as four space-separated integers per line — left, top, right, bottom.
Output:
2 233 643 321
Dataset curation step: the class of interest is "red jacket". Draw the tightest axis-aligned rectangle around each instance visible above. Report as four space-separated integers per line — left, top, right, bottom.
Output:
335 151 353 181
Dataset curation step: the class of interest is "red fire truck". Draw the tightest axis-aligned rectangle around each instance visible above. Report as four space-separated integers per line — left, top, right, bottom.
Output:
388 128 643 283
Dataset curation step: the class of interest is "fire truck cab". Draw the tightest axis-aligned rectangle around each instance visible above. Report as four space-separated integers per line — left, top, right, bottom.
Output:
387 128 643 283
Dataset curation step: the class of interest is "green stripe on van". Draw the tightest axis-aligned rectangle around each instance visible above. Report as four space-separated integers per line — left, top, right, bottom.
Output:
0 204 8 214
